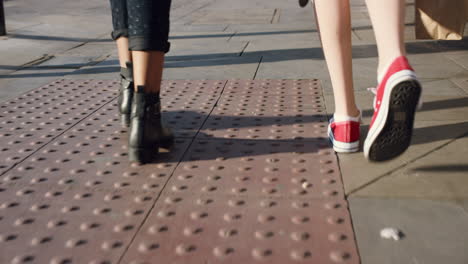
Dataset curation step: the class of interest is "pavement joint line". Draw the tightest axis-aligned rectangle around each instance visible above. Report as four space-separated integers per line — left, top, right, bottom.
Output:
448 78 468 95
62 41 88 53
2 35 109 77
0 88 118 178
351 29 362 41
346 129 468 197
239 41 249 57
226 31 237 41
116 80 229 264
86 54 112 67
270 8 279 24
446 54 468 71
172 0 215 23
17 54 55 69
252 56 263 80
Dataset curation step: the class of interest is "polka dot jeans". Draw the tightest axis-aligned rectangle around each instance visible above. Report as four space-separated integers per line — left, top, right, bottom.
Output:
109 0 171 52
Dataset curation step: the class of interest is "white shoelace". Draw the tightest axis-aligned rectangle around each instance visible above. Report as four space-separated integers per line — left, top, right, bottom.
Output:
367 87 378 111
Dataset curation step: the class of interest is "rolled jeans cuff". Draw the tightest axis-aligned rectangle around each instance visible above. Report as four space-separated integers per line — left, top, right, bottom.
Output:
111 29 129 40
129 36 171 53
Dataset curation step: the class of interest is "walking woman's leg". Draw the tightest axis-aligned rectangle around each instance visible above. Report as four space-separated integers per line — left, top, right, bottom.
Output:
365 0 406 78
127 0 173 163
116 37 132 67
314 0 361 153
110 0 134 126
363 0 422 161
314 0 358 118
132 51 164 94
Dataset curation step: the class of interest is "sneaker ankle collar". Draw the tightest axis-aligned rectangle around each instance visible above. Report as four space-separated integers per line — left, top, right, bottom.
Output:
333 110 361 123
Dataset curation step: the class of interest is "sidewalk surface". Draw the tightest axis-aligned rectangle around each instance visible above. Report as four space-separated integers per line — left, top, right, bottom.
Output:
1 0 468 263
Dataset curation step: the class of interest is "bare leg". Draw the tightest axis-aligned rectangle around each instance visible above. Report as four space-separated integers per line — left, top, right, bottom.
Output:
366 0 406 78
116 37 132 67
132 51 165 93
313 0 359 118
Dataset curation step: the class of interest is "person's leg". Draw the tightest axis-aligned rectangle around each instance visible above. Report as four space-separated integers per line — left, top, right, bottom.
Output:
365 0 406 78
116 37 132 67
109 0 134 126
363 0 422 161
127 0 173 163
313 0 359 118
128 0 171 94
132 51 164 94
314 0 361 153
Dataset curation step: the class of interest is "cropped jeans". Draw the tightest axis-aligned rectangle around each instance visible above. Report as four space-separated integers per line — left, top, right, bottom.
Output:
109 0 171 52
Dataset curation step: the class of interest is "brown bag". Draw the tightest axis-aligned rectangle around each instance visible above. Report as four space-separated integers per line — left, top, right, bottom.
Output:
415 0 468 40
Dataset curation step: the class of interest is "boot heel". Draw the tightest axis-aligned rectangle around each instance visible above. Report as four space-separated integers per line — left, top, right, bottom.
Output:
128 147 158 164
159 137 174 150
120 113 130 127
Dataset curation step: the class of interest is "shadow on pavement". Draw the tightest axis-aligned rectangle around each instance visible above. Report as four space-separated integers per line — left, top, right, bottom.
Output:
10 33 113 43
1 37 467 79
146 132 329 164
168 24 415 40
359 121 468 147
361 97 468 118
411 165 468 172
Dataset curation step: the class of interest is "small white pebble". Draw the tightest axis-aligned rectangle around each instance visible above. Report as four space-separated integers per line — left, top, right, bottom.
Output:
380 227 402 241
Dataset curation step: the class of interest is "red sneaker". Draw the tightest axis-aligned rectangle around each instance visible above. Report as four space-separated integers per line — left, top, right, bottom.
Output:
328 112 361 153
364 56 422 161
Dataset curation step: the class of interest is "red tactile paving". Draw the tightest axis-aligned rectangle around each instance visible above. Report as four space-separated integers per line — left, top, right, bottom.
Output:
121 196 357 264
0 184 157 264
0 79 118 175
223 79 322 96
0 79 360 264
163 139 341 199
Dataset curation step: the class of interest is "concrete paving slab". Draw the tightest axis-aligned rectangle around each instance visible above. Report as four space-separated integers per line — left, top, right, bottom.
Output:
64 58 119 80
0 37 81 70
349 198 468 264
226 23 317 33
169 31 235 41
451 77 468 94
241 40 324 59
58 43 117 58
171 24 229 33
353 26 418 42
163 56 262 80
446 52 468 71
255 58 329 80
9 20 109 41
277 8 316 24
350 132 468 200
167 40 249 61
408 53 468 80
418 78 467 96
191 9 277 25
230 30 321 43
337 120 468 195
170 0 217 24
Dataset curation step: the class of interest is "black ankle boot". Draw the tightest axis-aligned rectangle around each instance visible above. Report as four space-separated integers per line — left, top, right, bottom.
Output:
118 62 134 127
128 86 174 163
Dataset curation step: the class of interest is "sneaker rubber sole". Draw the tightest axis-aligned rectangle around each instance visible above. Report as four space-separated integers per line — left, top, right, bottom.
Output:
364 80 421 161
